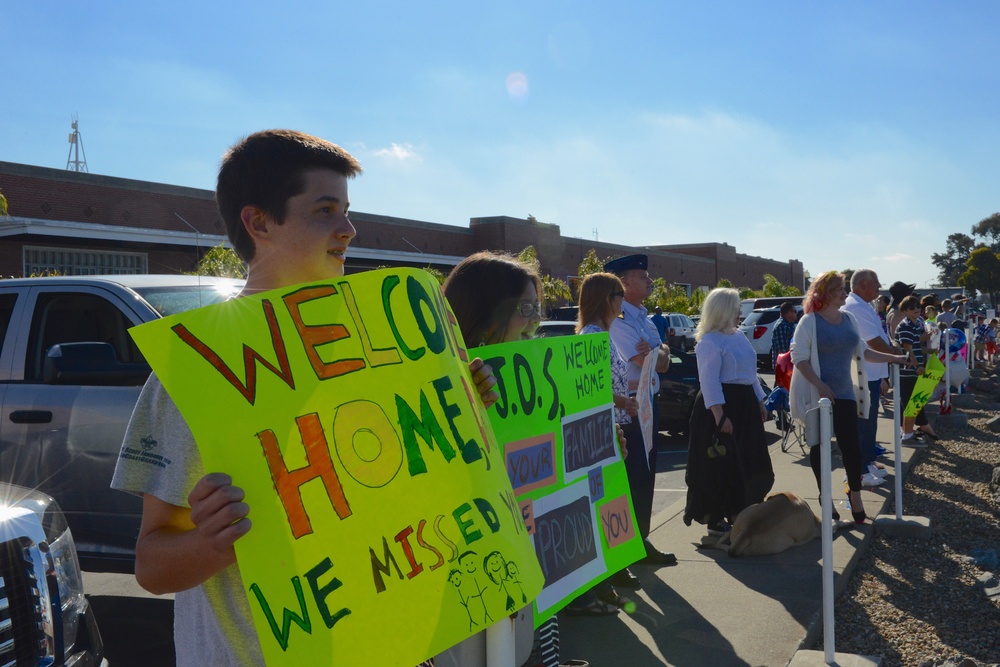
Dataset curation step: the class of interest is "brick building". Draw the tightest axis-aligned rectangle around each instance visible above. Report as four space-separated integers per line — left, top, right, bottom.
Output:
0 161 803 292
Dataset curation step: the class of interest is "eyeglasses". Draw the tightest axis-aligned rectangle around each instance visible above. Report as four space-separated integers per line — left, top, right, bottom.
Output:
611 291 625 298
518 302 542 317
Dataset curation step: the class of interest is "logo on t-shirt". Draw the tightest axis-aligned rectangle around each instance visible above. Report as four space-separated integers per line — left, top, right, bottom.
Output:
119 435 172 469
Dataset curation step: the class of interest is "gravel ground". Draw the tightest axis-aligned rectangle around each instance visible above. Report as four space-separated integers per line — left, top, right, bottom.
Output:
826 392 1000 667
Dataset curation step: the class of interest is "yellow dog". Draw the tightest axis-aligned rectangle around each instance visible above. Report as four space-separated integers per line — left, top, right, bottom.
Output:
701 492 839 557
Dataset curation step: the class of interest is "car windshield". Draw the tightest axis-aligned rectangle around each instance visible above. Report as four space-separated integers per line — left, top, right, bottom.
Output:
134 283 243 317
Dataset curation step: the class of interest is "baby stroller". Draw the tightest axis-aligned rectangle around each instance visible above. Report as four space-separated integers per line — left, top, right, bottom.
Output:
766 351 805 453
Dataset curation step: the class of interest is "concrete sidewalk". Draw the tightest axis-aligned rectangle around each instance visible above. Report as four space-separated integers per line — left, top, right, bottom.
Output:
558 406 924 667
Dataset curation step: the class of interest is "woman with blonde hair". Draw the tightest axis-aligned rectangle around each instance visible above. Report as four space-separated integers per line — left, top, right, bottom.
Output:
789 271 907 523
683 288 773 536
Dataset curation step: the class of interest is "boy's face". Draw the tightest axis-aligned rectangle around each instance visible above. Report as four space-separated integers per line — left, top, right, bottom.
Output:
905 306 921 321
255 168 356 287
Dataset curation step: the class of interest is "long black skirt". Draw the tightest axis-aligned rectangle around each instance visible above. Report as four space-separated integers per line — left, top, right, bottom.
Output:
683 383 774 527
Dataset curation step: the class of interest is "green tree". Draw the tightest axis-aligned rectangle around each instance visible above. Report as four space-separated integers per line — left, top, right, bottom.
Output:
971 212 1000 252
541 275 572 309
689 287 706 313
190 245 247 278
717 278 735 289
0 189 8 218
578 249 604 278
931 232 977 286
516 245 540 271
423 266 446 284
761 273 802 297
642 279 702 315
958 247 1000 309
517 245 571 309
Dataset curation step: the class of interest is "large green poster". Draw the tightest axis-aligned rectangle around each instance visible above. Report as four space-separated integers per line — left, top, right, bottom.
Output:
479 332 645 624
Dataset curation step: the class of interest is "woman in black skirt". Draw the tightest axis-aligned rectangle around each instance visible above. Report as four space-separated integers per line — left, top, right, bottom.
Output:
683 288 773 535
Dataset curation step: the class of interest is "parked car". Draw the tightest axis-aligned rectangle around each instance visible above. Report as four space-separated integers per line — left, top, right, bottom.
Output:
0 483 108 665
739 296 804 323
664 313 697 352
0 275 244 573
738 305 803 370
534 320 577 338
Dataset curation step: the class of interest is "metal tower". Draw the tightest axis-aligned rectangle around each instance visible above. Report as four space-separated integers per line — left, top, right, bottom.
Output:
66 117 88 173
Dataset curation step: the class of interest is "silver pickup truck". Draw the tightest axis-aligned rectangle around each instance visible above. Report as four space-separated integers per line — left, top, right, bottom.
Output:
1 482 108 665
0 275 243 573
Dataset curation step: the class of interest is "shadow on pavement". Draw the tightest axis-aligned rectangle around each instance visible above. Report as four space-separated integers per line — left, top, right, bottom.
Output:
88 595 175 666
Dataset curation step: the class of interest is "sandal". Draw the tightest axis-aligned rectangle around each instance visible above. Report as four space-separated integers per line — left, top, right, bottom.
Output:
563 598 619 617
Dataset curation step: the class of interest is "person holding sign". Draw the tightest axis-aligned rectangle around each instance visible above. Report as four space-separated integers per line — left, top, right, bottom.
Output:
569 271 640 605
444 252 543 346
790 272 908 524
602 254 676 568
443 252 592 667
896 295 939 443
683 288 772 536
112 130 500 666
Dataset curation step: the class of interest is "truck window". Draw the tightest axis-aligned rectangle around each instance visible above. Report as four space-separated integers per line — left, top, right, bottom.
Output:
24 292 144 382
0 294 17 357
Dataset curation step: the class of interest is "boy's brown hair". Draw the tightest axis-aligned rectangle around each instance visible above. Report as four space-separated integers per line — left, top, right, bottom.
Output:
216 129 363 262
900 295 921 312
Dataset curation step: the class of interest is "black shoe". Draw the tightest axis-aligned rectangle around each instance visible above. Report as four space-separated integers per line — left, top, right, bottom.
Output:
609 568 641 589
641 541 678 566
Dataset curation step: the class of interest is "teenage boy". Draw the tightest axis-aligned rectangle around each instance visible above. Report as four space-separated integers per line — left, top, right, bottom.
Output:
112 130 498 666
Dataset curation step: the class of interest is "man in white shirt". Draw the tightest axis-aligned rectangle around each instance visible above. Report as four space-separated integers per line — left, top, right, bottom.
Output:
604 254 675 574
842 269 899 485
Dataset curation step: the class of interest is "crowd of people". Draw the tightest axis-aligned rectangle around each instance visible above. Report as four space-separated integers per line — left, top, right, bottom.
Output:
110 127 986 667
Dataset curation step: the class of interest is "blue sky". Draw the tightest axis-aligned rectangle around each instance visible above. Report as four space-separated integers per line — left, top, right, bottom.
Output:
3 1 998 291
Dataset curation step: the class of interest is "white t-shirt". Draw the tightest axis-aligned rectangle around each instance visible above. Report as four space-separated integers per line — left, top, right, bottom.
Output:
112 374 265 667
842 293 890 381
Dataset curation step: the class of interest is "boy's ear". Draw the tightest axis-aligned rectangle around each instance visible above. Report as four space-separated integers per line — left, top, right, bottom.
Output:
241 205 271 241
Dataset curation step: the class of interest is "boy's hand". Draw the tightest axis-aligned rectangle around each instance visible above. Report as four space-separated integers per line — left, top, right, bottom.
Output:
188 473 251 553
469 358 499 409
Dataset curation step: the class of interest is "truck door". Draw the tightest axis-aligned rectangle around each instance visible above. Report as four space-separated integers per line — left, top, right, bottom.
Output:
0 285 148 567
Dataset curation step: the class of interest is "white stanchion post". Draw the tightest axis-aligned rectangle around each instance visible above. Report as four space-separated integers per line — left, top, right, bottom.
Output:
818 398 835 665
944 330 952 412
485 617 515 667
968 321 974 371
893 363 903 520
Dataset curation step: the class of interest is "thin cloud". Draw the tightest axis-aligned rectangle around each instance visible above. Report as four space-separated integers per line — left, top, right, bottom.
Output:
373 143 420 162
875 253 913 262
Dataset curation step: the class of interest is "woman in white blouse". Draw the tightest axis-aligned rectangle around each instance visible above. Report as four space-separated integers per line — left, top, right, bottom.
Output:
683 288 773 535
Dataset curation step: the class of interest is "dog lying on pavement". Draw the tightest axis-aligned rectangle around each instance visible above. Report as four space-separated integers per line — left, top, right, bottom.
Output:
699 492 845 557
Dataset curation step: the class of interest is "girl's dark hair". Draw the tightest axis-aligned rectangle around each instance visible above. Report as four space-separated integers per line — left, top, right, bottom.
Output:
443 252 541 346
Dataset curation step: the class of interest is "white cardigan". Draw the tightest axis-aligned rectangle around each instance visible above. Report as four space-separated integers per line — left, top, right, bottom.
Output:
789 311 870 421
